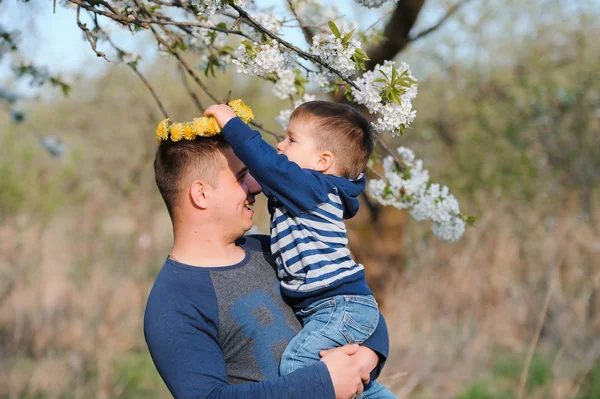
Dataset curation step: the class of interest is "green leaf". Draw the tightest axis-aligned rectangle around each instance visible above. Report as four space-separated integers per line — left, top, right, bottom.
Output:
328 21 341 38
342 29 355 44
216 22 228 30
466 216 478 226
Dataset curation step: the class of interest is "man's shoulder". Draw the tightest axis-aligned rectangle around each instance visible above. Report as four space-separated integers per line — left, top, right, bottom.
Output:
145 259 218 319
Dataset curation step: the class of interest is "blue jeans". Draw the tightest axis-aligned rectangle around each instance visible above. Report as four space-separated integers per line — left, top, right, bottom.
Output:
280 295 396 398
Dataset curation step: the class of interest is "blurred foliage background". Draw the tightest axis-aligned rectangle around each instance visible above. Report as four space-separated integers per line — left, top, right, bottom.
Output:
1 0 599 398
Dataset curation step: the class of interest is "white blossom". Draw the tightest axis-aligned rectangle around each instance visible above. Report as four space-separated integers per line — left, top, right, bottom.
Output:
432 217 466 242
310 32 362 79
351 60 418 135
308 71 334 92
353 0 398 8
273 69 298 99
233 40 296 76
368 147 464 242
193 0 248 17
253 11 282 35
190 17 228 48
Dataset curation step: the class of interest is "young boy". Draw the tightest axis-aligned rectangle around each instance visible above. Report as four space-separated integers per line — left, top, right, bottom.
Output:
206 101 395 398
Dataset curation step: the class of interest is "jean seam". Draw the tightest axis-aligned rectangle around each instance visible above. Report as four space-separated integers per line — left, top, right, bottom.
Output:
290 300 337 370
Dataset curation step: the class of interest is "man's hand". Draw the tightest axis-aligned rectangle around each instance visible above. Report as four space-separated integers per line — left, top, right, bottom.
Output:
320 344 364 399
204 104 237 128
321 345 378 386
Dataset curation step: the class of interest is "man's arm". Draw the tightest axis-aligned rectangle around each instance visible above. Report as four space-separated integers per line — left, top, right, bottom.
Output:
144 278 368 399
361 313 389 382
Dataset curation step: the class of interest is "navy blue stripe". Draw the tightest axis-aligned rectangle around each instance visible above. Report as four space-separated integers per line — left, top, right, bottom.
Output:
282 255 354 278
310 207 342 222
272 222 346 242
278 235 345 255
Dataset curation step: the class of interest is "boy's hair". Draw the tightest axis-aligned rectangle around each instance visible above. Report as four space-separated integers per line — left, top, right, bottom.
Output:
290 101 373 179
154 136 229 222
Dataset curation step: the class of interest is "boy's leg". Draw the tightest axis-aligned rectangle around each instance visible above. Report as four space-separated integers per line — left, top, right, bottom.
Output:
280 297 347 375
362 381 397 399
280 295 381 376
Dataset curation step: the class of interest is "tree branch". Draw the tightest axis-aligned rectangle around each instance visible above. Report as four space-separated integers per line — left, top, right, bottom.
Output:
230 4 360 90
365 0 426 70
410 0 471 42
76 6 109 62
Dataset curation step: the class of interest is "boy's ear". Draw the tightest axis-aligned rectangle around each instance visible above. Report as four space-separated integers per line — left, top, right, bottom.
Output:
189 180 211 210
315 151 334 173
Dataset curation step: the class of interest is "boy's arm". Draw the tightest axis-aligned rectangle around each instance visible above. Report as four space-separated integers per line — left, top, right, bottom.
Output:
221 117 332 215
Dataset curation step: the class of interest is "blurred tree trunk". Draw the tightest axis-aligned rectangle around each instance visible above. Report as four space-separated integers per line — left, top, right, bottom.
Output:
336 0 427 309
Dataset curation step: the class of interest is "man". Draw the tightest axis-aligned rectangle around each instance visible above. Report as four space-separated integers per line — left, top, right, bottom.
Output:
144 135 389 398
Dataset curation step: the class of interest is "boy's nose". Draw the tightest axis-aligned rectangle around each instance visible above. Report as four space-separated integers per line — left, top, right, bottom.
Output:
276 141 284 153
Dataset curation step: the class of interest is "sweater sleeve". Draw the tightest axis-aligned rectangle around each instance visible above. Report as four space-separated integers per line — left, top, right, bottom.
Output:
221 117 333 216
362 313 389 382
143 270 335 399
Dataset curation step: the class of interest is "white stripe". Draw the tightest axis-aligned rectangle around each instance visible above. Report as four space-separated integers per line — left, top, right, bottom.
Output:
273 219 348 248
283 248 352 275
312 202 343 220
292 215 346 232
328 192 342 204
305 259 359 278
279 240 335 257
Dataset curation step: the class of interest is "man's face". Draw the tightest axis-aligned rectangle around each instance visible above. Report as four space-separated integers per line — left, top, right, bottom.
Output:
211 147 261 239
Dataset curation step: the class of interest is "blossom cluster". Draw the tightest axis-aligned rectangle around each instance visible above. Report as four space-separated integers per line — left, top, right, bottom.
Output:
232 39 297 76
368 147 466 242
310 31 362 81
193 0 249 17
351 60 418 135
353 0 398 8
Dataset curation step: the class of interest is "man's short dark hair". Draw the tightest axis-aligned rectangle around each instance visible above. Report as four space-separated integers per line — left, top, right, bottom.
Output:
290 101 374 179
154 136 229 222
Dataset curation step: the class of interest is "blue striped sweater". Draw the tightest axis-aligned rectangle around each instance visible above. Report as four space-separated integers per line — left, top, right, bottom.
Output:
222 118 372 309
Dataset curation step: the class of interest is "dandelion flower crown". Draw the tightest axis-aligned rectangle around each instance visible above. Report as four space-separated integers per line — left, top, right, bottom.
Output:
155 99 254 142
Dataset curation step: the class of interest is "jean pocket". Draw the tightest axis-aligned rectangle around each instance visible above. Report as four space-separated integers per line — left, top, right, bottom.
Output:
297 298 336 318
339 296 379 344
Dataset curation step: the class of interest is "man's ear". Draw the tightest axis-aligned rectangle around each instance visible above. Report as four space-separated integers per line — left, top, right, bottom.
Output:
315 151 334 173
189 180 211 210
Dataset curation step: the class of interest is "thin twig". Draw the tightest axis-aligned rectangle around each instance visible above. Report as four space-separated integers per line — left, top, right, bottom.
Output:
150 26 220 103
249 121 283 140
90 15 169 118
286 0 313 45
179 65 204 113
410 0 471 42
517 255 562 399
76 6 109 62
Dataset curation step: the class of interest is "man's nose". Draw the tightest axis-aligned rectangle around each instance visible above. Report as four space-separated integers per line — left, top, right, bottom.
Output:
246 173 262 195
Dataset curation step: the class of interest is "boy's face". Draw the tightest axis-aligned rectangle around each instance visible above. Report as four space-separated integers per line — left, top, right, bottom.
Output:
276 117 323 170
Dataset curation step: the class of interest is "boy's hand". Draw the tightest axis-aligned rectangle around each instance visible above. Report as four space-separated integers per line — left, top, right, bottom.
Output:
204 104 237 128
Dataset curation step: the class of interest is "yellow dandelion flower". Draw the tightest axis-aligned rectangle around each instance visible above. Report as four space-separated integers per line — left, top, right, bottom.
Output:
170 122 184 142
228 99 254 123
156 118 170 142
192 116 221 137
183 123 195 140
